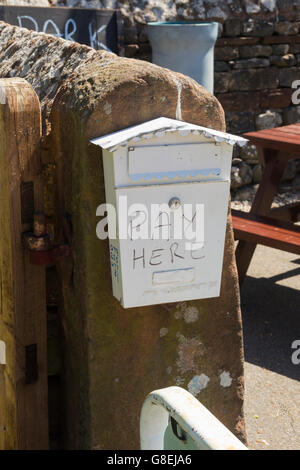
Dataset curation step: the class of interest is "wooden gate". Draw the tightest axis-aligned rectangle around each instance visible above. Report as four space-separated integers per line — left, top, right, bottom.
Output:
0 78 48 449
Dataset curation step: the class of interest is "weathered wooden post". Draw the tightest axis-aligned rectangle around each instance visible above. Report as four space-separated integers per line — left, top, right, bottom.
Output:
50 58 245 449
0 78 48 449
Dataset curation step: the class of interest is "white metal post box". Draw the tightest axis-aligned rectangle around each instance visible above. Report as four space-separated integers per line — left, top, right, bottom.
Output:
91 118 247 308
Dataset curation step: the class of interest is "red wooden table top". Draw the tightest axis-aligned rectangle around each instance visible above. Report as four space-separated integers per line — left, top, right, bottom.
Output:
244 123 300 156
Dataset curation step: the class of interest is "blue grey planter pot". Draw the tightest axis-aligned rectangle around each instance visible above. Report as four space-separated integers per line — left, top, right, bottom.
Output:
147 22 218 94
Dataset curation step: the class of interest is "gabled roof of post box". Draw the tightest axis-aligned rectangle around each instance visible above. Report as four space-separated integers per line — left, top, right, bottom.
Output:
90 117 248 152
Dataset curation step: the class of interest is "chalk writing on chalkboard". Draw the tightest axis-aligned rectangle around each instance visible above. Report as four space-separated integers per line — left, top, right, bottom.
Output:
0 6 123 54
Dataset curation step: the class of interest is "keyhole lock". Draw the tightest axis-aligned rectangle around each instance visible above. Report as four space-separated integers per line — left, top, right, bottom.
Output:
168 197 181 210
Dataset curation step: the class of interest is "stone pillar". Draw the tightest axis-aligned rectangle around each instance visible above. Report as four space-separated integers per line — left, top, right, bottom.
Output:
50 57 245 449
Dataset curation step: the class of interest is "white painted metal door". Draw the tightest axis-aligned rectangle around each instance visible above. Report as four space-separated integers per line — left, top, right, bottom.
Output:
113 180 229 308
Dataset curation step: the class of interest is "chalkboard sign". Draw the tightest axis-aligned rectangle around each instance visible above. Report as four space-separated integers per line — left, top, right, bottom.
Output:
0 6 123 54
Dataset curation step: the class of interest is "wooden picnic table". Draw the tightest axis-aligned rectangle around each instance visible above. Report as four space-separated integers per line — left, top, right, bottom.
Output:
232 123 300 285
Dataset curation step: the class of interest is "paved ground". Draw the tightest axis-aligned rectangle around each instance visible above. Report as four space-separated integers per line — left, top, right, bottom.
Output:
241 245 300 450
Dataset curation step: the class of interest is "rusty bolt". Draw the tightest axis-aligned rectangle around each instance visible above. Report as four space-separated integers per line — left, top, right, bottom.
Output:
23 212 52 251
23 232 52 251
33 213 47 237
23 213 71 265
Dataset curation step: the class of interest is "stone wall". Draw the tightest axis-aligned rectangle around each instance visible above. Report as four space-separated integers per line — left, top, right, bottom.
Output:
51 0 300 196
213 15 300 197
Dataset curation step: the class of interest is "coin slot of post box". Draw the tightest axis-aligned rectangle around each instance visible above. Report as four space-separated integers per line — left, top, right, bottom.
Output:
153 268 195 286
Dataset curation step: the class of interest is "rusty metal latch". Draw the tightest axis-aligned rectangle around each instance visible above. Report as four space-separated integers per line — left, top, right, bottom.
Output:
23 213 72 265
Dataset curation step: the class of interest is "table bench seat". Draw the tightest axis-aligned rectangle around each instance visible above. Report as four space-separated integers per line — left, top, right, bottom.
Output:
232 210 300 256
234 124 300 284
